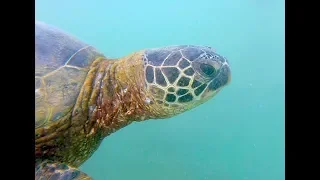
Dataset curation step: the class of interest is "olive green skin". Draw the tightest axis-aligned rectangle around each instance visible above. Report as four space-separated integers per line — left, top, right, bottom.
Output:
35 21 106 179
35 21 104 129
35 21 231 180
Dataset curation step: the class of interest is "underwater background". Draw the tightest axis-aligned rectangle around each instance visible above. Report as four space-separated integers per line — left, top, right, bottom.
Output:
35 0 284 179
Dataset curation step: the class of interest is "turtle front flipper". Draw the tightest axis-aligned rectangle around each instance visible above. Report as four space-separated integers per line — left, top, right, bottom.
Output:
35 162 91 180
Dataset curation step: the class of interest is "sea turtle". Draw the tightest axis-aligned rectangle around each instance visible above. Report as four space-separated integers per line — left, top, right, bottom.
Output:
35 20 231 180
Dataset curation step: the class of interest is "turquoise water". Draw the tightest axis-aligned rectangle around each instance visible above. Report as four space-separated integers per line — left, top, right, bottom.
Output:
35 0 284 179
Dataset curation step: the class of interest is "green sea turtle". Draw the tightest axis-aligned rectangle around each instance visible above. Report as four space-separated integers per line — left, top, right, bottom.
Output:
35 20 231 180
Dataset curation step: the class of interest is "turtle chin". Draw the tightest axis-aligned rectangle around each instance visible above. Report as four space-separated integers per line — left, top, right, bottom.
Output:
200 88 221 101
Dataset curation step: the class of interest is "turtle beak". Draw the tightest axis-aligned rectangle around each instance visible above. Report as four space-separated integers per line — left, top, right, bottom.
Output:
226 65 231 85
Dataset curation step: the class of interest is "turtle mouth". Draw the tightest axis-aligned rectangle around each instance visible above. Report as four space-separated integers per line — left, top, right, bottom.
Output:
201 88 221 100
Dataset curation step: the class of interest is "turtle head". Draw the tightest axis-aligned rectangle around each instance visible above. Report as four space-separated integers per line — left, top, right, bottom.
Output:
142 45 231 118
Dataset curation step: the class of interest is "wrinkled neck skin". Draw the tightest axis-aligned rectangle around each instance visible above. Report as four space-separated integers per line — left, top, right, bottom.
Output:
35 51 159 167
79 51 155 139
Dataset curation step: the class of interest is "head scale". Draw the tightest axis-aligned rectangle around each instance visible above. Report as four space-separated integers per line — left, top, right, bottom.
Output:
142 45 231 118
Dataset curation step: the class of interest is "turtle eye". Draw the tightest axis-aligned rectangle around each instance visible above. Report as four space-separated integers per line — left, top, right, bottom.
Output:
200 63 216 76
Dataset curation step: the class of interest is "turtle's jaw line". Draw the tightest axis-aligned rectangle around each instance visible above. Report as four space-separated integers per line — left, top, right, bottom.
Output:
201 88 220 100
